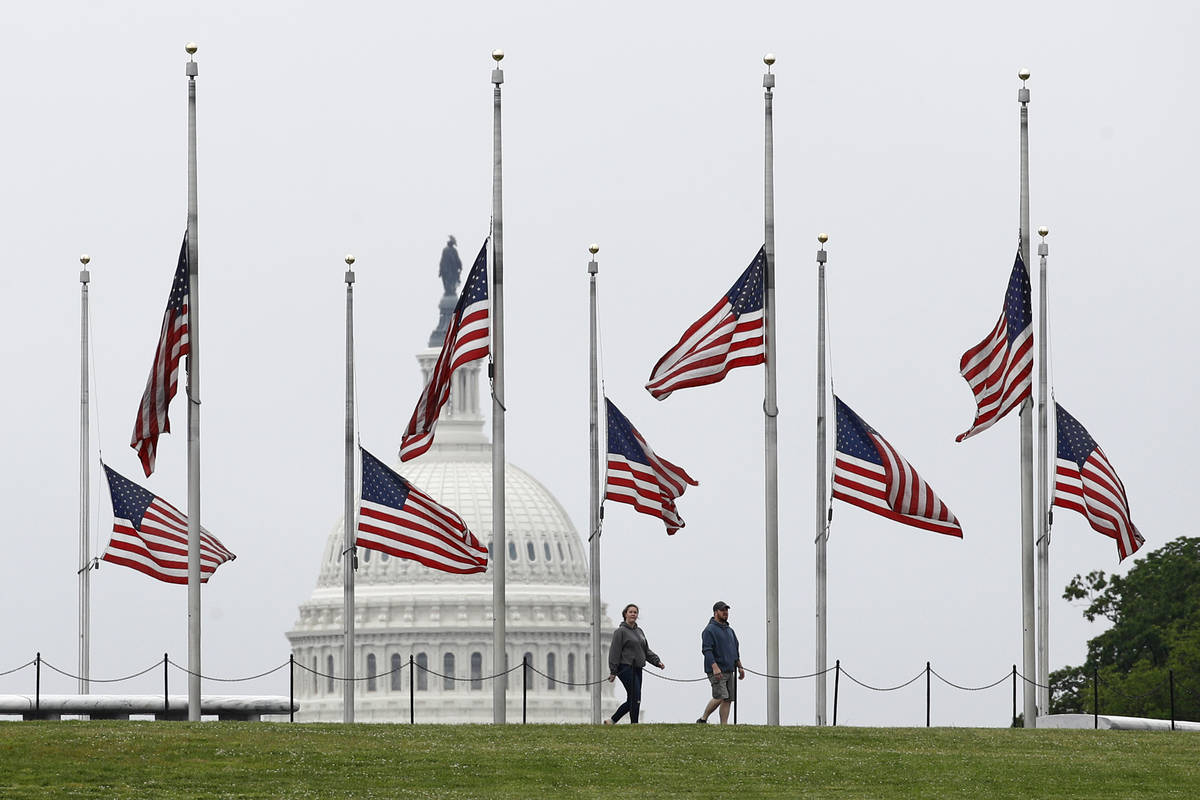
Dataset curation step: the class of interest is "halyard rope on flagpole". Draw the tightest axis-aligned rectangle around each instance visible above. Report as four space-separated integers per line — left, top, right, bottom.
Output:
818 234 836 541
587 242 603 725
83 255 108 567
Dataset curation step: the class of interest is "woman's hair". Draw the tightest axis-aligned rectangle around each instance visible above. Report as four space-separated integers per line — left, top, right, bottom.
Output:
622 604 639 621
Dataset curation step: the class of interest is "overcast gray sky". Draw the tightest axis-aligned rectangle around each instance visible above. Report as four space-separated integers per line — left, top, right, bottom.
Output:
3 1 1197 726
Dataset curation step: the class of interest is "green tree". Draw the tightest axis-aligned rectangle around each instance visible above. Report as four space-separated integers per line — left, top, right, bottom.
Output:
1049 536 1200 720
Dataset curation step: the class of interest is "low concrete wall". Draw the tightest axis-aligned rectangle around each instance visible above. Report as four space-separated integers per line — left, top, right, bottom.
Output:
0 694 298 721
1038 713 1200 731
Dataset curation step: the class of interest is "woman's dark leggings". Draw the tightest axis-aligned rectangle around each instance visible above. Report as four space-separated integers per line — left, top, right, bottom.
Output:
611 664 643 724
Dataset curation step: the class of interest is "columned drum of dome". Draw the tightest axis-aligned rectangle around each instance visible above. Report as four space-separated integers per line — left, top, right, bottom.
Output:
286 268 610 722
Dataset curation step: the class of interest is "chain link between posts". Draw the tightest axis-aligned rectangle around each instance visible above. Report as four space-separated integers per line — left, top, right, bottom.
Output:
5 653 1196 725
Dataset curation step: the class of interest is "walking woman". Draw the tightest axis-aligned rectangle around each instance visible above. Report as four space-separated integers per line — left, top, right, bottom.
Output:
604 603 666 724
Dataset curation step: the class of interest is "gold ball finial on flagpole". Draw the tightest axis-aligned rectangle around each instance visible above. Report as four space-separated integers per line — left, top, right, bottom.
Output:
1038 226 1049 239
345 254 356 266
1018 68 1030 82
817 233 828 244
186 42 198 56
492 49 504 62
588 244 599 255
764 53 776 67
80 254 91 266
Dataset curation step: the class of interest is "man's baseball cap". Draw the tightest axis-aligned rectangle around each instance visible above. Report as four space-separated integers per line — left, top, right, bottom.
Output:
713 601 730 612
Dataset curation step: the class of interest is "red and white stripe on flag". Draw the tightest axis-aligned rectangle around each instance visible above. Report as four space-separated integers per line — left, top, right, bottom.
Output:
400 242 490 461
645 248 766 400
833 441 962 537
956 251 1033 442
605 454 688 535
131 236 191 476
103 498 235 585
357 489 488 574
1054 450 1144 561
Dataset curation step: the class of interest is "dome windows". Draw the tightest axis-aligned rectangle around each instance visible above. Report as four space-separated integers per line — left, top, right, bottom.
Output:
416 653 429 691
471 652 483 690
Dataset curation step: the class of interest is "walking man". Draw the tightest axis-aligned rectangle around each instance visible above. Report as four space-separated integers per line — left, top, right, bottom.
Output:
697 600 744 724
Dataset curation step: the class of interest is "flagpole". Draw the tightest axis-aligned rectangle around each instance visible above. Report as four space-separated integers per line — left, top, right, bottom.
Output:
78 254 92 696
1017 67 1037 727
490 49 508 725
1036 225 1050 714
587 244 602 725
814 233 829 726
184 41 203 722
762 53 781 728
343 254 357 724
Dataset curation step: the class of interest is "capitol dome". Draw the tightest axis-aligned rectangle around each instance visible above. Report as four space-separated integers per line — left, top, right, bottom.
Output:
287 280 610 722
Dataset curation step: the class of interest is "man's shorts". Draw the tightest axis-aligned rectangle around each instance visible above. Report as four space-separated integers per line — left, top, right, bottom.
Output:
709 669 736 700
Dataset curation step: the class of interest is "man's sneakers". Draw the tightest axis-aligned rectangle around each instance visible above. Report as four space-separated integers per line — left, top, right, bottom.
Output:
602 718 614 725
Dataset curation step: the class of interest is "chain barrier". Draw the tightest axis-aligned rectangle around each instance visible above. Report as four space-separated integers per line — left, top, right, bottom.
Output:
1174 678 1200 702
524 662 614 688
1094 674 1169 704
840 666 925 692
409 662 524 683
166 658 290 683
1013 668 1053 691
743 664 836 681
39 657 161 684
644 671 709 684
7 653 1196 727
0 660 35 678
931 667 1015 692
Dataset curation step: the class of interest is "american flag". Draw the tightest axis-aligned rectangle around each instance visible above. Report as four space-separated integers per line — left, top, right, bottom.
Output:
645 247 766 400
955 249 1033 442
356 448 488 574
604 398 698 535
400 240 489 461
130 235 190 476
832 396 962 537
1053 402 1144 561
100 463 236 584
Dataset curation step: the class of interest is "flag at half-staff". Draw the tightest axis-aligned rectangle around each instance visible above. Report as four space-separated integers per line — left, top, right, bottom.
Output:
356 448 488 573
400 240 490 461
130 235 190 476
832 396 962 537
604 398 698 534
645 247 766 400
100 463 235 584
955 248 1033 442
1052 402 1144 561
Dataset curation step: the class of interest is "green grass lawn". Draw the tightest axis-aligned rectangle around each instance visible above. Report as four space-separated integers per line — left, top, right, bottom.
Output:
1 722 1197 799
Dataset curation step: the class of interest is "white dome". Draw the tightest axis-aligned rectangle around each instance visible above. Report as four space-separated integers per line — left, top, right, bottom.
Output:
288 351 610 723
314 455 589 588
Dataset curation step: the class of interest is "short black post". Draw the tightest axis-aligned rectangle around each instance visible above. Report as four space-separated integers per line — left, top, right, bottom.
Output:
1011 664 1017 727
164 653 170 716
522 655 528 724
833 660 841 727
35 652 41 714
1169 670 1176 731
925 661 931 728
409 655 415 725
1093 668 1099 730
289 654 295 723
